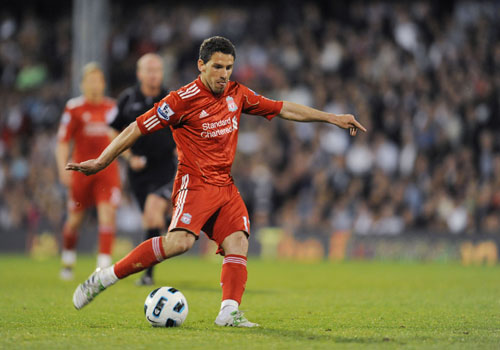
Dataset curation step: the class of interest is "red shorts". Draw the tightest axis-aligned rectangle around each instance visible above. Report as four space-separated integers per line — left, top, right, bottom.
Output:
168 173 250 252
69 164 121 212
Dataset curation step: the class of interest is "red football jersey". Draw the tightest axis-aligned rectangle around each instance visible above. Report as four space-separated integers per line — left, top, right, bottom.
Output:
136 77 283 186
58 96 118 162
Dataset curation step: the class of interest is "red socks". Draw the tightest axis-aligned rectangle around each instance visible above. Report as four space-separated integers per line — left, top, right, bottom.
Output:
114 237 165 279
112 238 247 304
62 225 78 250
220 255 247 304
98 225 115 255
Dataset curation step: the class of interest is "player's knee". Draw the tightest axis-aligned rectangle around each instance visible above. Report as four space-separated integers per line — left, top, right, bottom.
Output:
66 212 84 230
223 231 248 256
163 231 195 254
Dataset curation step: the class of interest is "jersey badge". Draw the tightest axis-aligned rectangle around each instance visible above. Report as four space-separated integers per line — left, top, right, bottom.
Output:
226 96 238 112
157 102 174 121
181 213 192 225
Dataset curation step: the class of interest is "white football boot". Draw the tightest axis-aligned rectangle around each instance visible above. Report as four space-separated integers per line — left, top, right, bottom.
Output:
72 268 106 310
215 307 259 327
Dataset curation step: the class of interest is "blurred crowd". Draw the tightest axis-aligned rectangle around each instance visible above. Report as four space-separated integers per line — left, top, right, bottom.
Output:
1 1 499 239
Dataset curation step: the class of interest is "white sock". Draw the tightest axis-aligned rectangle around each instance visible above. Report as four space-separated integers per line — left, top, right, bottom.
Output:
220 299 238 312
98 265 118 288
61 250 76 267
97 254 112 269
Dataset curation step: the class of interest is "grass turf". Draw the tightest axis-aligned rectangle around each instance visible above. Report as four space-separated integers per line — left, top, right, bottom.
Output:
0 255 499 349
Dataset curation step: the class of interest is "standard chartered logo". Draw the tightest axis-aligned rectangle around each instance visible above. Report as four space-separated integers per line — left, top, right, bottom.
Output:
201 116 238 138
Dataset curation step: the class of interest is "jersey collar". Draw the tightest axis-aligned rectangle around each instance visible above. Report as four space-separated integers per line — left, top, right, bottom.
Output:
195 76 229 98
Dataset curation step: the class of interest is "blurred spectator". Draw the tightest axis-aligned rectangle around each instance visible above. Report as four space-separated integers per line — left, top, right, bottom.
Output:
1 0 500 240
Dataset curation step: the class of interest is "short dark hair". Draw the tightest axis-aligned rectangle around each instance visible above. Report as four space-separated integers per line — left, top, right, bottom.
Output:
199 36 236 63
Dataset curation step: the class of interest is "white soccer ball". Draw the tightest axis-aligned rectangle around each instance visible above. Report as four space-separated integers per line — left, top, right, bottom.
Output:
144 286 188 327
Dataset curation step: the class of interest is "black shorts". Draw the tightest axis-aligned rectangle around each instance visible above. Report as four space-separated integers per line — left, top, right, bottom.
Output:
131 179 174 212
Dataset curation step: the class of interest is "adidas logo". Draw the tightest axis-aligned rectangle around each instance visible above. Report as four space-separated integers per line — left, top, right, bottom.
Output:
199 110 210 119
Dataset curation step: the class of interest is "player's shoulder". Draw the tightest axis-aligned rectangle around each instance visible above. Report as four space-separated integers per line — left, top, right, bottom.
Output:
102 96 116 108
65 96 85 110
229 81 254 96
175 80 202 101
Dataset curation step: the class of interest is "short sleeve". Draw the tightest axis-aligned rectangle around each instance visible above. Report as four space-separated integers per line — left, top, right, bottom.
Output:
57 107 79 142
241 85 283 120
136 91 185 135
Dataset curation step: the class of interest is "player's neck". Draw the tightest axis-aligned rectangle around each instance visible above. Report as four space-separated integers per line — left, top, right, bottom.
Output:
84 95 103 104
140 84 161 98
199 75 221 96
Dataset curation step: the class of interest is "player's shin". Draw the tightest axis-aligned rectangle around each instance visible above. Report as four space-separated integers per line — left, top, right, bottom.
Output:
143 228 161 278
113 237 166 279
61 225 78 265
98 225 115 268
61 225 78 280
220 255 247 310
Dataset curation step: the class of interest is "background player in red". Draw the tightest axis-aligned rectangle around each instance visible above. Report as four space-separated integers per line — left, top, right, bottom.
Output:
67 37 366 327
55 63 121 280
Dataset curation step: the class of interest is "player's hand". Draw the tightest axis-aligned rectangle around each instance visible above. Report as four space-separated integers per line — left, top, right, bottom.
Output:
65 159 104 176
129 155 147 171
333 114 367 136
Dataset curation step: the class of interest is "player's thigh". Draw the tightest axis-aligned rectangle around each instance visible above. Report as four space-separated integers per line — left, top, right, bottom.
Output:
168 174 222 238
130 184 148 212
93 173 121 212
69 175 93 211
211 188 250 251
143 193 169 228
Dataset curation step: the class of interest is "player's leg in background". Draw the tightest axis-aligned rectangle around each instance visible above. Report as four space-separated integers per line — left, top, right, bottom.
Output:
137 193 170 285
60 209 85 280
96 202 117 269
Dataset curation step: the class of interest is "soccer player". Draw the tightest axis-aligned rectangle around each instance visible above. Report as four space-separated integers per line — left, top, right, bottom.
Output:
108 53 176 286
68 37 366 327
55 63 121 280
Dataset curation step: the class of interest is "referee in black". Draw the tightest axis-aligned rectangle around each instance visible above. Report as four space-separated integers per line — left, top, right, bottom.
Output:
109 53 176 285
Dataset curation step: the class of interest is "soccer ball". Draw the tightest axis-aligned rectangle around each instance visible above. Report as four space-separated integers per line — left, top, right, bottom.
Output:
144 287 188 327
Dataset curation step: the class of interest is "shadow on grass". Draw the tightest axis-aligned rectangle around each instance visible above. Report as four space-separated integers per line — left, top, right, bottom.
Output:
178 324 402 344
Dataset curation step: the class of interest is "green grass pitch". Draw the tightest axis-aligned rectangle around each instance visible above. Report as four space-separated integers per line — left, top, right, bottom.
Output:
0 255 499 349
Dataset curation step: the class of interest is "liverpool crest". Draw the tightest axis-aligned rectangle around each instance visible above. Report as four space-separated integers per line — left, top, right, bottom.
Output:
226 96 238 112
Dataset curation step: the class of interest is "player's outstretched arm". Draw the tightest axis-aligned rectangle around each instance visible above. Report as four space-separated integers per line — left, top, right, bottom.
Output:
66 121 142 175
278 101 367 136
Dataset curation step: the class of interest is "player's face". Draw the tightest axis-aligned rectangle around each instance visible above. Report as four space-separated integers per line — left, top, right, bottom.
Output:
81 70 106 101
198 52 234 95
137 57 163 90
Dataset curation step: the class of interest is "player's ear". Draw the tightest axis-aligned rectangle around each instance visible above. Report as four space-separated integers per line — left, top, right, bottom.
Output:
197 59 206 73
